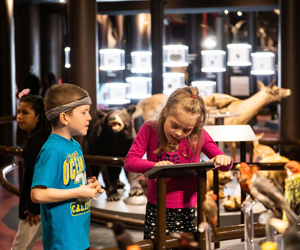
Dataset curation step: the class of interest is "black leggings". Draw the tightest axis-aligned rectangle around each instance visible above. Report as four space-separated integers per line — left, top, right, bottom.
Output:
143 202 197 239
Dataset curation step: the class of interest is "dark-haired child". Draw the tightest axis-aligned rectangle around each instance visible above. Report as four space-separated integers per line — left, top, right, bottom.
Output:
12 92 51 249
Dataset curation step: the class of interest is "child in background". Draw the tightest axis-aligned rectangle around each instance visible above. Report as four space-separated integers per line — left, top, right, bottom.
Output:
12 92 51 250
124 86 232 239
31 83 104 250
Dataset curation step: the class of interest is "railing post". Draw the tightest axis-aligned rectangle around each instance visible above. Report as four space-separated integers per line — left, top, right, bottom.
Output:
156 175 167 250
197 168 207 249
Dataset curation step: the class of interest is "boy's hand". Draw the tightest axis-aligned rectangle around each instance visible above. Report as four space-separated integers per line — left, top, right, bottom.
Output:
78 184 98 199
24 210 41 226
88 176 105 194
209 155 231 167
154 161 174 167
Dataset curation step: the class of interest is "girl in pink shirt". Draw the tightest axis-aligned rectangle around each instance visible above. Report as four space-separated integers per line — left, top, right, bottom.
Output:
124 86 232 239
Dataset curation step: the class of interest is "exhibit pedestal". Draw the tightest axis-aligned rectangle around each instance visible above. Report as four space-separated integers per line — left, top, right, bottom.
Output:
136 162 214 250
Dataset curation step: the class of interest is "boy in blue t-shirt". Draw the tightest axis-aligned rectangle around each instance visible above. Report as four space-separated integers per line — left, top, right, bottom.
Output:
31 83 104 250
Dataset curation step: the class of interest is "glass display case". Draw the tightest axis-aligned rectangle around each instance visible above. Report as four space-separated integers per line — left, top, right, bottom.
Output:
227 43 252 67
163 72 185 95
163 45 189 67
191 80 216 97
131 51 152 73
126 77 152 100
201 50 226 72
251 52 275 75
104 82 130 105
99 49 125 71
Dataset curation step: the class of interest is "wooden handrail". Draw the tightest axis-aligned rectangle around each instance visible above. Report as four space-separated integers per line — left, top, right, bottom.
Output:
101 223 300 250
0 145 22 157
260 138 300 145
0 144 291 170
90 208 144 229
0 115 16 124
84 154 124 167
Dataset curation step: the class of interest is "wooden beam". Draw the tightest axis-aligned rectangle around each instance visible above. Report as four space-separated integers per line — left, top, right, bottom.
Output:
97 0 278 15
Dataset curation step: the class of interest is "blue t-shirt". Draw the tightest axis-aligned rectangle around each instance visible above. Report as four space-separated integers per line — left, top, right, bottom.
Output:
32 133 90 250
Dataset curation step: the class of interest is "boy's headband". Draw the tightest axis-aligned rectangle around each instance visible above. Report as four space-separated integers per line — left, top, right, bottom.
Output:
46 96 92 121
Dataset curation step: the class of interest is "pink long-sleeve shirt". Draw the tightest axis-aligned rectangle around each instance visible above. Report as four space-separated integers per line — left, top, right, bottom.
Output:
124 120 232 208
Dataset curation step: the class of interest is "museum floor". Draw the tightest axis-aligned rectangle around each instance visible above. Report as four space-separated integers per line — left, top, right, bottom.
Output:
0 114 279 250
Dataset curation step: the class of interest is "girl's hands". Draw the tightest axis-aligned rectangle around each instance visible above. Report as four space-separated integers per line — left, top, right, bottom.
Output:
24 210 41 226
154 161 174 167
209 155 231 167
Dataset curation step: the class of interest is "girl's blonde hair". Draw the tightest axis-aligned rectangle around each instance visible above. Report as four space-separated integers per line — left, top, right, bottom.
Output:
44 83 88 125
155 86 207 157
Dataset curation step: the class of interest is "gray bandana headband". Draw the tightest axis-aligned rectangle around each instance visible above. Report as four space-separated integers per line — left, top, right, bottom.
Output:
46 96 92 121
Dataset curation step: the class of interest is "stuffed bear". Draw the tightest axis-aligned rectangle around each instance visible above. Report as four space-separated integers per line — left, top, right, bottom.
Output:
83 105 145 202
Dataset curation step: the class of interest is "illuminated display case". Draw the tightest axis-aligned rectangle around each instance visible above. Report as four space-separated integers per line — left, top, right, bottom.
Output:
227 43 252 67
131 51 152 73
163 45 189 67
201 50 226 72
104 83 130 105
191 80 216 97
99 49 125 71
251 52 275 75
163 72 185 95
126 77 152 99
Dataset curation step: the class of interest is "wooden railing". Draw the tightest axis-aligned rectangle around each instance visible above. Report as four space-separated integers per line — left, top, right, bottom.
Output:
0 115 16 124
0 144 298 249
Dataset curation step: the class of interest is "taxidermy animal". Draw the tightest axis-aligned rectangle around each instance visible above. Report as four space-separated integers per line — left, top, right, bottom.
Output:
206 80 291 159
284 161 300 216
204 80 291 125
97 15 124 49
250 172 299 226
252 133 277 162
132 93 168 122
237 162 298 226
236 162 259 195
230 20 247 42
206 170 232 199
202 194 218 241
285 160 300 177
253 133 289 188
223 195 241 211
236 162 283 195
257 19 278 51
172 232 201 250
133 80 291 125
83 106 144 202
